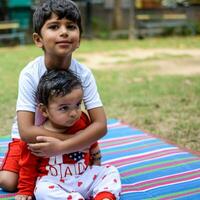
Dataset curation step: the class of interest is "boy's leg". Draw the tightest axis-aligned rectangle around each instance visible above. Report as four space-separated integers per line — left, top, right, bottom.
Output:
0 171 18 192
0 139 21 192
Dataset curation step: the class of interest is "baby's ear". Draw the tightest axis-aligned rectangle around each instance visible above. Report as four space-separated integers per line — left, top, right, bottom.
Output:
38 103 48 118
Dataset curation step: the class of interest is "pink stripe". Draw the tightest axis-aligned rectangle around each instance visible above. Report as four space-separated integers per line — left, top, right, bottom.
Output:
123 174 200 191
100 134 149 144
121 157 198 177
102 141 164 157
104 148 182 166
107 123 127 129
0 194 15 197
123 169 200 189
161 189 200 200
100 135 152 148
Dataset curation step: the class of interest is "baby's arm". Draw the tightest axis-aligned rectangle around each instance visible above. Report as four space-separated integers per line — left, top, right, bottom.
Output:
28 107 107 157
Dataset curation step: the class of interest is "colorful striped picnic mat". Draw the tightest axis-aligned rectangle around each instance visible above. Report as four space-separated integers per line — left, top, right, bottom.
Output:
1 119 200 199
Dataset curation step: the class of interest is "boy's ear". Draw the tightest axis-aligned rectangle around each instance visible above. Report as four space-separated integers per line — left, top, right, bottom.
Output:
38 103 48 118
76 40 80 49
33 33 43 48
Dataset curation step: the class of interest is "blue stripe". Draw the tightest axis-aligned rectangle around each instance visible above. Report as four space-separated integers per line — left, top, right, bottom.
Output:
103 127 144 139
119 156 200 182
101 143 175 161
127 179 200 199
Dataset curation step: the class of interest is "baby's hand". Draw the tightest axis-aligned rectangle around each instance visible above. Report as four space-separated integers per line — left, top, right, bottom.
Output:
90 145 102 166
15 194 32 200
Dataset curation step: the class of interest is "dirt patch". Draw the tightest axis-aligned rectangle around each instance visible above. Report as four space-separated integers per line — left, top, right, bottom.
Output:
77 48 200 75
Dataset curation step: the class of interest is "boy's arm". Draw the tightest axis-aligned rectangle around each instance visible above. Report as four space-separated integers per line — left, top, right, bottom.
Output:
17 111 75 143
28 107 107 157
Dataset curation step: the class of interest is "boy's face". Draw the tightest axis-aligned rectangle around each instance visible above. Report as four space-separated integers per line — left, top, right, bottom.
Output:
33 13 80 59
41 88 83 129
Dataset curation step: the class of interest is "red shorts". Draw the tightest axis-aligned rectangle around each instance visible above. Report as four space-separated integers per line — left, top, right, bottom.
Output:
0 139 21 173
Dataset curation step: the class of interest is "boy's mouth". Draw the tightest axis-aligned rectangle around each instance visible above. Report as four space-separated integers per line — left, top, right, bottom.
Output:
56 40 72 44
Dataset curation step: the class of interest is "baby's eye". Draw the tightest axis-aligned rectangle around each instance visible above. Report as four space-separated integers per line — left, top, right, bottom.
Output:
76 102 81 109
59 106 69 111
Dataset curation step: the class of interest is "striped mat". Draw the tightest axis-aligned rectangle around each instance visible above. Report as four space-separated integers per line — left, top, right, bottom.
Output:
1 119 200 199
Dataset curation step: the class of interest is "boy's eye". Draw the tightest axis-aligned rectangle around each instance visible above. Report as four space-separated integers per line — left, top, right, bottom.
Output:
67 24 77 30
48 24 59 30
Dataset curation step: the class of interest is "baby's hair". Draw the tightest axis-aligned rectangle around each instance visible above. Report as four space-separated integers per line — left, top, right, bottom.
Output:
36 69 82 106
33 0 82 35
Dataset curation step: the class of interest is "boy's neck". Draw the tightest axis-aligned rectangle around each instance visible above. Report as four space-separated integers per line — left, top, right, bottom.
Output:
44 54 72 70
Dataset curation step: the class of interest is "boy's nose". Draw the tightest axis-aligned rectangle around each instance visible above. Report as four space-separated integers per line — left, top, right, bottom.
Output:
60 26 68 36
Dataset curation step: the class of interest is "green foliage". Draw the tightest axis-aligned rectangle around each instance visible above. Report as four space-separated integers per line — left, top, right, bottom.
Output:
190 21 200 35
91 17 110 39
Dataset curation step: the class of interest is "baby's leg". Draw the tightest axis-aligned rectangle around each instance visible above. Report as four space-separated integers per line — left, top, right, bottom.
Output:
34 181 85 200
92 165 121 200
0 139 21 192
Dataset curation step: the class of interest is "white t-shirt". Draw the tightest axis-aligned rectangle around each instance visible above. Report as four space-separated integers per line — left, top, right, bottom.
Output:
11 56 103 139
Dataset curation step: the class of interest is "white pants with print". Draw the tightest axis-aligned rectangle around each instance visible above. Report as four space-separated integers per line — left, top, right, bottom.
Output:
34 165 121 200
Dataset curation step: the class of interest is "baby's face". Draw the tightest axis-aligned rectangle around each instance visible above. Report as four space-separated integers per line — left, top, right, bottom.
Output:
46 87 83 129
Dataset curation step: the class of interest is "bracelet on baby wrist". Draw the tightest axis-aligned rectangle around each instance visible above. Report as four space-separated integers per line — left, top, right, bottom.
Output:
92 156 102 161
91 150 101 157
91 150 102 161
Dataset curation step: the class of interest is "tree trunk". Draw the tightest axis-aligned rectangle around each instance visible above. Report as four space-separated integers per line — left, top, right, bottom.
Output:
113 0 123 30
129 0 136 39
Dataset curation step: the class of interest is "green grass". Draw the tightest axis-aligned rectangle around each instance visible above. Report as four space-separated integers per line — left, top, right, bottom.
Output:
95 69 200 151
0 37 200 152
79 36 200 52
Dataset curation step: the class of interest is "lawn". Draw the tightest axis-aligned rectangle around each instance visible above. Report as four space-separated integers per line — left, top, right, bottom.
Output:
0 36 200 152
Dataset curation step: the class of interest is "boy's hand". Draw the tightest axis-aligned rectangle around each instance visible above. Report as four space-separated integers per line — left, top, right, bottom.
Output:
28 136 61 157
15 195 32 200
